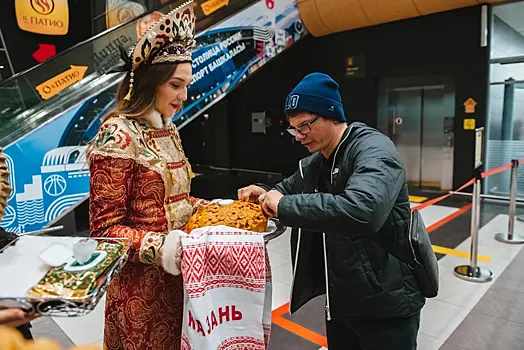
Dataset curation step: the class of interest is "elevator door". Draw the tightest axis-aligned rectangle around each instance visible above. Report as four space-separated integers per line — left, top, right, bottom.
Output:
379 77 455 191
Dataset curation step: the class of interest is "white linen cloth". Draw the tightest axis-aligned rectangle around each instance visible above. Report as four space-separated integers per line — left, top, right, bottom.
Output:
179 225 272 349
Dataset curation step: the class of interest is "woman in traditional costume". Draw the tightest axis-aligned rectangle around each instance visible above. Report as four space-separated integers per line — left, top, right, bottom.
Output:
88 2 205 348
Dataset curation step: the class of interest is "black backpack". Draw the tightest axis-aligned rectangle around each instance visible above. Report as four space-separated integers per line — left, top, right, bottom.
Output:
375 210 439 298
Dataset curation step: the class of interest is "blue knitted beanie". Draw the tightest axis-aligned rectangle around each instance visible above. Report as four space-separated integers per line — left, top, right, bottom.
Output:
284 73 346 122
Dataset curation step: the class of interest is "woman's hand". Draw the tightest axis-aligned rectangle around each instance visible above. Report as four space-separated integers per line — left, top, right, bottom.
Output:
0 308 38 328
237 185 267 203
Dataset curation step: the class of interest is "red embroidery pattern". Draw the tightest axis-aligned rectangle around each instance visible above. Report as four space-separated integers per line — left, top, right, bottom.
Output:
167 159 186 169
181 334 192 350
148 129 172 138
217 336 266 349
181 242 266 298
263 324 271 349
89 154 183 349
166 193 189 204
95 123 132 150
116 129 132 148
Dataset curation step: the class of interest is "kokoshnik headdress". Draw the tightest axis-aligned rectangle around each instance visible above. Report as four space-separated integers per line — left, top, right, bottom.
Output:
115 0 196 100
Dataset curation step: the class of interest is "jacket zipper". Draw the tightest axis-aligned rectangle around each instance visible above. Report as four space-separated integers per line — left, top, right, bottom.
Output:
289 160 304 315
324 126 353 320
290 126 354 320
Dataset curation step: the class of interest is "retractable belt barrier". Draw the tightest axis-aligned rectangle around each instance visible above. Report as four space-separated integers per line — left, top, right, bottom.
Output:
270 159 524 348
411 158 524 283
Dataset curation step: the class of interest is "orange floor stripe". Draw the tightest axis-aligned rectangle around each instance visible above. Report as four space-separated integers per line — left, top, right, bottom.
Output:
426 204 472 233
271 202 492 346
272 311 328 347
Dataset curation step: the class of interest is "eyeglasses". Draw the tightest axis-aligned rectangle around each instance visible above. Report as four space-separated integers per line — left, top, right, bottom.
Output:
286 116 320 137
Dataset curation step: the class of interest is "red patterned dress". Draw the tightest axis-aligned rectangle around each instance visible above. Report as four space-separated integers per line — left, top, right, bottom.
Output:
89 112 206 350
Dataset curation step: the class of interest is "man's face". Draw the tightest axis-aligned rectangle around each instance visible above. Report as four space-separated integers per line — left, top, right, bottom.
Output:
288 112 331 153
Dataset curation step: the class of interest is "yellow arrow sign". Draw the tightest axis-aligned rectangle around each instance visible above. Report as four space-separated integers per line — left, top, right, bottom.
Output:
201 0 229 16
36 65 88 100
464 98 477 114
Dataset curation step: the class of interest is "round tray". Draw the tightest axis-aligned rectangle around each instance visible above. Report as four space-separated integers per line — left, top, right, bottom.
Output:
264 218 287 243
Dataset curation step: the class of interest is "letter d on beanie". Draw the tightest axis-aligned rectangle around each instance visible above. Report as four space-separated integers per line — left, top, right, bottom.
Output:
284 73 346 122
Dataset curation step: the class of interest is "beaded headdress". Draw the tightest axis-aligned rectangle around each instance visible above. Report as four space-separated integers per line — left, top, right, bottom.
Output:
116 0 196 100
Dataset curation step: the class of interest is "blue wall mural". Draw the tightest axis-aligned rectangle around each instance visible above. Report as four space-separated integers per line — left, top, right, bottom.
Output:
1 0 307 234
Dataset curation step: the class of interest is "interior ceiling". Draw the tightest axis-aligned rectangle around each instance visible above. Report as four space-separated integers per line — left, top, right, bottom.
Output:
297 0 508 37
494 2 524 35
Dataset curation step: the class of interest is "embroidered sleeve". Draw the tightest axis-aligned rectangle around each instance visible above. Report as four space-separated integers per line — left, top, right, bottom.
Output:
89 121 166 265
189 196 210 213
90 118 136 159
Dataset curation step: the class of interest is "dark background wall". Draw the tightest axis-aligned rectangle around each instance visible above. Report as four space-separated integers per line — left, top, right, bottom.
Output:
182 5 490 190
0 0 93 74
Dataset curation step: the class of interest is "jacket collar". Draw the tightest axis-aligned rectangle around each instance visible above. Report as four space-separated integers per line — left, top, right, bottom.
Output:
142 109 173 129
324 123 353 161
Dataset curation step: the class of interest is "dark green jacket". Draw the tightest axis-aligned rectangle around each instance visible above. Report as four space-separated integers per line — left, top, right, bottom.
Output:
270 122 425 319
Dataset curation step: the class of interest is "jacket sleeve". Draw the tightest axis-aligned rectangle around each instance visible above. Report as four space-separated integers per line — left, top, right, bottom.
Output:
273 168 303 195
89 120 167 266
277 144 405 236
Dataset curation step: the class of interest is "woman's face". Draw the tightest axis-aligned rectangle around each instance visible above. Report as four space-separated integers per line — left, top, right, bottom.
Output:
155 62 192 117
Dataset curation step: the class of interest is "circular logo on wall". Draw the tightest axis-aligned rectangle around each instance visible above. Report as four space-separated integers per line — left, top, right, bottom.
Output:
136 11 164 37
118 8 135 24
31 0 55 15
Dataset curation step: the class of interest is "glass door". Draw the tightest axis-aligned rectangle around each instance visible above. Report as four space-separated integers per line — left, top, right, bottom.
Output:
378 75 456 191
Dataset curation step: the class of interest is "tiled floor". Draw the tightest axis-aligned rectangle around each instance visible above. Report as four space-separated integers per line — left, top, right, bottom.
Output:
20 197 524 349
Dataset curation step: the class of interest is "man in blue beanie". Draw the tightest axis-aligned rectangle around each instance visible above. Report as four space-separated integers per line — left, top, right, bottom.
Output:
238 73 425 349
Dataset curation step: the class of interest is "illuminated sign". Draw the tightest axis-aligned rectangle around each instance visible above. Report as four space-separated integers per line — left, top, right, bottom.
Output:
464 97 477 114
105 0 146 30
201 0 229 16
32 43 56 63
36 65 88 100
345 55 365 78
15 0 69 35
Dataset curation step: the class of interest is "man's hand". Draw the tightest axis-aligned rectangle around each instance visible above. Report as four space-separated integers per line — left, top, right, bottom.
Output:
238 185 267 203
0 308 38 328
258 190 283 218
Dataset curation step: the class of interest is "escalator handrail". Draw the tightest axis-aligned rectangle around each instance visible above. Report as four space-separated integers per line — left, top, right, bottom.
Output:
0 0 180 88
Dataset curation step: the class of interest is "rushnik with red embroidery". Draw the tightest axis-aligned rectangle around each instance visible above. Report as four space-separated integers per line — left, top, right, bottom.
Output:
175 225 272 350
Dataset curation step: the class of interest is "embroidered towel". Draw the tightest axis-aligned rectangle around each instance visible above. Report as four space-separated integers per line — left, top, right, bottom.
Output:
179 225 272 349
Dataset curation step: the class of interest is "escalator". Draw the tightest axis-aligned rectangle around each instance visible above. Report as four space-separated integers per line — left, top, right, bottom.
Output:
0 0 307 234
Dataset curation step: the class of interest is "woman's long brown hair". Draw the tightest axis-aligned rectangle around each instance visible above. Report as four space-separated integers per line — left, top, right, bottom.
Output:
85 63 180 160
104 63 179 122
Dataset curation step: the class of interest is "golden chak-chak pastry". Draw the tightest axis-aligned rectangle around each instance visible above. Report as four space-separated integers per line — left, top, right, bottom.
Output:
185 200 268 233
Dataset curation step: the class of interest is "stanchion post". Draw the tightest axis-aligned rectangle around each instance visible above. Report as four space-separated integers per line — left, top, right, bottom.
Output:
454 170 493 283
495 160 524 244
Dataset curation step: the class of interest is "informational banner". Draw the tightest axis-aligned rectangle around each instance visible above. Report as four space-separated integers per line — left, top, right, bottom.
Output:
0 105 89 234
201 0 230 16
36 65 88 100
0 0 308 234
175 0 307 128
15 0 69 35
